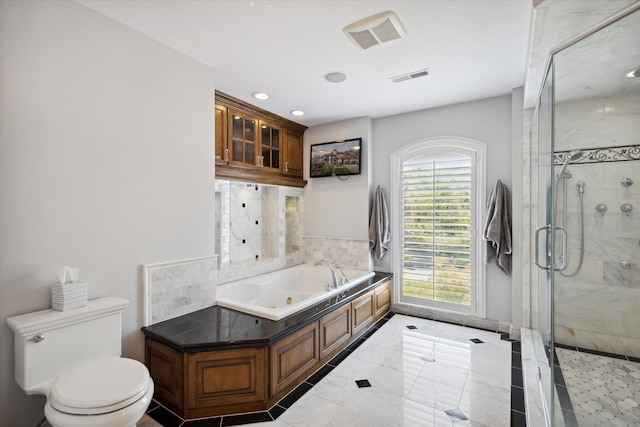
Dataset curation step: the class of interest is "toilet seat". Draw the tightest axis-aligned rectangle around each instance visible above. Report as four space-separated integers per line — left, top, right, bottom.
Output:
49 357 151 415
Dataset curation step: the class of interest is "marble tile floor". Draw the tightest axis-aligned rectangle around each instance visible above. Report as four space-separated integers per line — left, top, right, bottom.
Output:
136 313 525 427
556 347 640 427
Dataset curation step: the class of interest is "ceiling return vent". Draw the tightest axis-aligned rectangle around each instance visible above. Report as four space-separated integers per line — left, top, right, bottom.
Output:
390 68 430 83
343 11 406 50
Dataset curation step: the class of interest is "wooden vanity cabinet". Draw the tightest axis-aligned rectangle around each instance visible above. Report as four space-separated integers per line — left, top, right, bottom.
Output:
215 91 307 187
145 278 392 419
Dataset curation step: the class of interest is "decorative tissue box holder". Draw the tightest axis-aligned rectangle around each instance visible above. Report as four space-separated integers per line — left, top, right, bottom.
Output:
51 282 88 311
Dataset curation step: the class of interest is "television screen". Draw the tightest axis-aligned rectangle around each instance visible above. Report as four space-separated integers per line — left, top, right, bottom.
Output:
310 138 362 178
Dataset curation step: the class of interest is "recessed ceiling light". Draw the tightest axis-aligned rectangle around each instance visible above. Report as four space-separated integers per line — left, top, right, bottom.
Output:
324 72 347 83
251 92 270 100
290 110 305 116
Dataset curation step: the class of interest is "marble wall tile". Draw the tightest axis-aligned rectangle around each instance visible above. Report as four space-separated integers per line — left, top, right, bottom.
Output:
303 236 370 271
603 261 640 287
143 256 216 326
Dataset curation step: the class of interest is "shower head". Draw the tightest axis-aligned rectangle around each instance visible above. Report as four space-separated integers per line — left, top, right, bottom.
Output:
557 150 584 178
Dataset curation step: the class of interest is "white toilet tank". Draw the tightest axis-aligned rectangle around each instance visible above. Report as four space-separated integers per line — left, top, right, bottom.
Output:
7 297 129 394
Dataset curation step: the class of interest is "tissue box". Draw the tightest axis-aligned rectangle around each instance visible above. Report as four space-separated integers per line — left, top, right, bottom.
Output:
51 282 87 311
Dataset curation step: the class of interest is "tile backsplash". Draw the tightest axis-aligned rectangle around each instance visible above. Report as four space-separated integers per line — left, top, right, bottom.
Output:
142 256 216 325
303 236 371 271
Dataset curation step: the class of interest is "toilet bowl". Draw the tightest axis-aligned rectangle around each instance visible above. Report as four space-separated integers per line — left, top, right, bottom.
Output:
7 297 154 427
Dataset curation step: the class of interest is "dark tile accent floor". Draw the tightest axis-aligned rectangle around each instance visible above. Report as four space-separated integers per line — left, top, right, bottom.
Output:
510 340 526 427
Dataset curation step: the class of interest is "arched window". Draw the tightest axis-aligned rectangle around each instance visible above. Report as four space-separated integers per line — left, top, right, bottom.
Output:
390 137 486 317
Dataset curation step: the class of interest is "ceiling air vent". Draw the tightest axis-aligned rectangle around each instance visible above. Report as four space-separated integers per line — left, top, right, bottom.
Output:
343 11 406 50
390 68 430 83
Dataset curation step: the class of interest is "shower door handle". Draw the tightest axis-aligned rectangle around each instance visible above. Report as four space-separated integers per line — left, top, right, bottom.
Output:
534 224 568 271
555 226 568 271
534 225 551 271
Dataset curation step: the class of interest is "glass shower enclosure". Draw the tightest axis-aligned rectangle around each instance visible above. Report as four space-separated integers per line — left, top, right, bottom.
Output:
532 2 640 426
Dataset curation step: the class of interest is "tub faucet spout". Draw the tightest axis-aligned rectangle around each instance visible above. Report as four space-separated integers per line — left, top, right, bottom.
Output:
313 259 339 289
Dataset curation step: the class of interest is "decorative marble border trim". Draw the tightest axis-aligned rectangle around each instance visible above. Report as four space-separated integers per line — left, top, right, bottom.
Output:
554 144 640 166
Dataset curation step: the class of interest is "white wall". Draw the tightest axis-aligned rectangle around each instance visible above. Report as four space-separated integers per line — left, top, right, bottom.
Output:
0 2 215 426
371 95 514 322
303 117 372 240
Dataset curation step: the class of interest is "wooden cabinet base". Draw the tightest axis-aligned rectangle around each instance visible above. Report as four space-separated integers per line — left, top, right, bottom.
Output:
145 279 391 419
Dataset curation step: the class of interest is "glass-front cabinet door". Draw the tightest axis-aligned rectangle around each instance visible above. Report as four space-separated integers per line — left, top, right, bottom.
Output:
229 109 258 169
259 120 281 172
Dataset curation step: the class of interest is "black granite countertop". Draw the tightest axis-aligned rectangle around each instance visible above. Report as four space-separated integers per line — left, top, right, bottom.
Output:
142 272 392 353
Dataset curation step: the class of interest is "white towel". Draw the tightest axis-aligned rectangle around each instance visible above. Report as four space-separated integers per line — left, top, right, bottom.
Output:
483 180 512 275
369 185 391 261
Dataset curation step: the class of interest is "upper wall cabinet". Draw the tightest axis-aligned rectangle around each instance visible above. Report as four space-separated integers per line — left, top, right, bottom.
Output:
215 91 307 188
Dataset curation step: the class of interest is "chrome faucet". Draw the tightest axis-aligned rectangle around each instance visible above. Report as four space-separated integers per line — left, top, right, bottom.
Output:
313 259 339 289
334 264 349 286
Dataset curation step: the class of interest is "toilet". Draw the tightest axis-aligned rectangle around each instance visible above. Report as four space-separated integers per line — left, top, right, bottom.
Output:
7 297 154 427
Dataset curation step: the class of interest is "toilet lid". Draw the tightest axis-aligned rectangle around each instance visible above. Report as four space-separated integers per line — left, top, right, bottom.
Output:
50 357 151 415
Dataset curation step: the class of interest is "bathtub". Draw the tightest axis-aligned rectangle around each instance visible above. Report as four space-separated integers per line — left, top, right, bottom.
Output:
216 264 375 320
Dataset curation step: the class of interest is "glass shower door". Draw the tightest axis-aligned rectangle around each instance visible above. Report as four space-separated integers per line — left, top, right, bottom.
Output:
534 59 556 426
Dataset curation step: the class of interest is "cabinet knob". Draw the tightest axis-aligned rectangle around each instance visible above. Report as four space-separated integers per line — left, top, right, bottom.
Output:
223 149 229 162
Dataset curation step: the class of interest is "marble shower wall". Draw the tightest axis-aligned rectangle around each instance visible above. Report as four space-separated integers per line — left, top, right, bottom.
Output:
215 180 304 285
553 95 640 357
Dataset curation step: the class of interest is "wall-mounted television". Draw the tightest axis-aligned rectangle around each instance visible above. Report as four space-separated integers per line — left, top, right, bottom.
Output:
310 138 362 178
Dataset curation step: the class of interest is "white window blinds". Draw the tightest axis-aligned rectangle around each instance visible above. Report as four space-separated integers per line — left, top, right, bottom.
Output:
402 155 472 306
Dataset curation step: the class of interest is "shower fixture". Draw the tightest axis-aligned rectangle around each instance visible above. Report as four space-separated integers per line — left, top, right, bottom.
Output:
621 203 633 216
626 65 640 78
554 153 585 277
557 150 584 178
595 204 607 215
621 177 633 187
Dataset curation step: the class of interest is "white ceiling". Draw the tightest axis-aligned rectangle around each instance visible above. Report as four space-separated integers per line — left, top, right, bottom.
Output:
77 0 533 127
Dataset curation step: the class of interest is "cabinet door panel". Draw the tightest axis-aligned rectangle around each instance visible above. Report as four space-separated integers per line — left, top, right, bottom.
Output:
187 348 266 410
215 104 228 165
259 120 281 172
375 280 392 319
283 130 303 177
229 110 259 168
352 290 375 336
146 338 184 410
270 322 319 396
320 303 351 360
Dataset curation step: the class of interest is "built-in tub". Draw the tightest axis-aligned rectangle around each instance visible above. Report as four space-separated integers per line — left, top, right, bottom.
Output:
216 264 375 320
